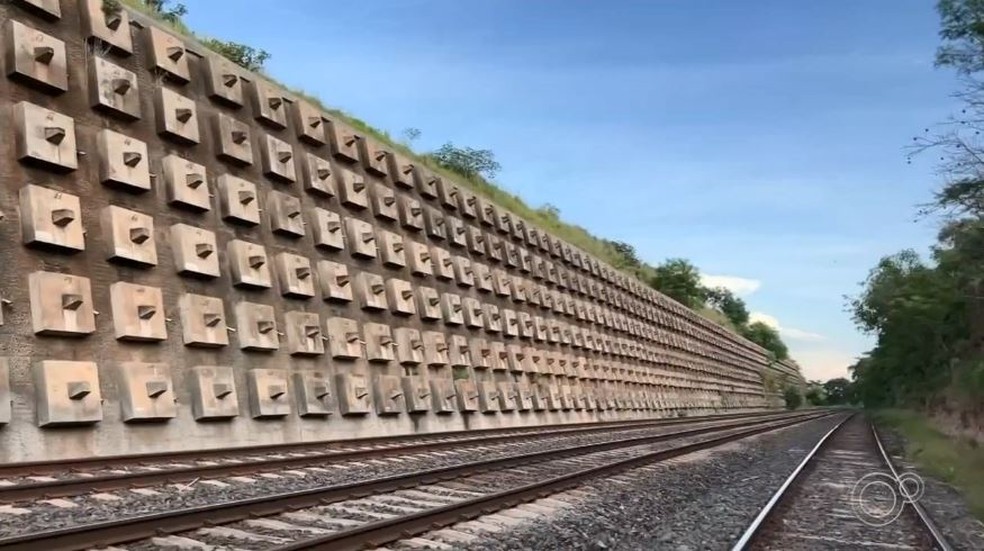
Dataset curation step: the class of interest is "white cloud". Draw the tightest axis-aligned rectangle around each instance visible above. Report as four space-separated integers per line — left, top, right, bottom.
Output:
749 312 826 342
700 274 761 296
791 347 859 381
746 313 854 381
749 312 780 328
782 327 829 342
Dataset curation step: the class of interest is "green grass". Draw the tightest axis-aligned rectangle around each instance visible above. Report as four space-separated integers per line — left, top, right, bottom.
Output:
118 0 193 35
698 307 738 331
114 1 766 339
115 2 638 268
871 408 984 521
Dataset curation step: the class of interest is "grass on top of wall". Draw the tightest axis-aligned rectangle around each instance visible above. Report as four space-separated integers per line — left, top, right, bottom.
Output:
116 0 759 338
118 0 627 265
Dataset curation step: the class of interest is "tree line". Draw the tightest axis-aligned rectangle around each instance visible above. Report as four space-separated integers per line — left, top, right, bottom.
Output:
848 0 984 416
603 253 790 361
413 132 795 361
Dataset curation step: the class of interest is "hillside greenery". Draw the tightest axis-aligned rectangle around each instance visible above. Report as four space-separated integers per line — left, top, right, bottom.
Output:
119 0 791 362
848 0 984 417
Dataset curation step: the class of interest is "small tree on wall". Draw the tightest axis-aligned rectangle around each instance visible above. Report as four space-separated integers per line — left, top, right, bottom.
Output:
140 0 187 23
784 386 803 410
649 258 706 309
199 38 270 72
429 142 501 180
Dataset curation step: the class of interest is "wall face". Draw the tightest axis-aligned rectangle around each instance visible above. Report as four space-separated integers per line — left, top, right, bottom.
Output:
0 0 774 463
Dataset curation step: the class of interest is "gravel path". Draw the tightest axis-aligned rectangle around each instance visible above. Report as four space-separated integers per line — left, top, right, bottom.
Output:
0 415 791 538
438 413 847 551
876 423 984 551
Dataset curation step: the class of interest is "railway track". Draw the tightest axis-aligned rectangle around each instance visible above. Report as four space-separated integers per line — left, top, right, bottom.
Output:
3 412 778 478
732 413 952 551
0 410 794 503
0 410 832 550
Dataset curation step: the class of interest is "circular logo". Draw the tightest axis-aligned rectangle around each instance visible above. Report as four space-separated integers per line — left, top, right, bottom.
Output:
850 471 924 527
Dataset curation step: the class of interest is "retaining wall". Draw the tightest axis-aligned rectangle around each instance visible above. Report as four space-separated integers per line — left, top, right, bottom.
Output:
0 0 777 463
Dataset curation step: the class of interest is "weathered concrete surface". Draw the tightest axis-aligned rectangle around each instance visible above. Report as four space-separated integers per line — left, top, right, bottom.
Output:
0 0 779 463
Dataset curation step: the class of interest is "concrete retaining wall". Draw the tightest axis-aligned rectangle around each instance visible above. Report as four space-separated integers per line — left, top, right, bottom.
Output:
0 0 776 463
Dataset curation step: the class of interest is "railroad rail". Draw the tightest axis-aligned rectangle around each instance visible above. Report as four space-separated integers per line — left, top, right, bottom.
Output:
0 411 832 550
0 410 796 503
731 413 952 551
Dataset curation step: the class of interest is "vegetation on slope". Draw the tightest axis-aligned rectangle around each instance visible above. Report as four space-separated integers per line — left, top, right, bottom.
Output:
872 409 984 521
801 377 853 406
120 0 792 362
847 0 984 417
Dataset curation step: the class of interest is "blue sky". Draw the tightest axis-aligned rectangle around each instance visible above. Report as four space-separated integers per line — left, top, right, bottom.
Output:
182 0 960 381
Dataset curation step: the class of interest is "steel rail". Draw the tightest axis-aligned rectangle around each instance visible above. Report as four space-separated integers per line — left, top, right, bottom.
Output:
0 411 801 503
729 413 853 550
871 424 953 551
273 412 836 550
730 414 954 551
0 411 830 551
0 410 785 479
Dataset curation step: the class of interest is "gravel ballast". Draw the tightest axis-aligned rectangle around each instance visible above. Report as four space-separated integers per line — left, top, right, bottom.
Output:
0 415 801 538
445 413 847 551
877 425 984 550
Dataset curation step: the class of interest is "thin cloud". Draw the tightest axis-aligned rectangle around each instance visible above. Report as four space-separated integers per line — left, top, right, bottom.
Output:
749 312 826 342
782 327 828 342
700 274 761 296
791 348 859 381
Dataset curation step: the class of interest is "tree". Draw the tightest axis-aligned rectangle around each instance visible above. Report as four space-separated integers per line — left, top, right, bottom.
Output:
136 1 270 72
741 321 789 360
783 387 803 410
936 0 984 74
141 0 186 23
647 261 792 359
849 250 967 407
804 381 825 406
199 39 270 72
537 203 561 222
429 142 501 180
603 240 642 270
650 258 707 309
822 378 853 405
401 127 421 144
874 1 984 412
935 219 984 347
706 287 750 327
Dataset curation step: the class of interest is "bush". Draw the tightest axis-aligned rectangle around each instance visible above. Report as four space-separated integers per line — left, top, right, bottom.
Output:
784 387 803 410
199 38 269 72
428 142 501 180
